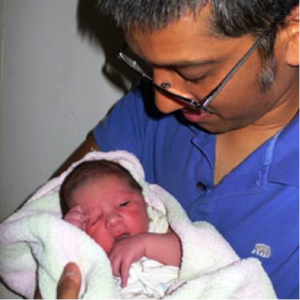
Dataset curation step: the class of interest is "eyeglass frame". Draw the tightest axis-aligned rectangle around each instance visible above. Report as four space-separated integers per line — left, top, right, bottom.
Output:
118 28 273 111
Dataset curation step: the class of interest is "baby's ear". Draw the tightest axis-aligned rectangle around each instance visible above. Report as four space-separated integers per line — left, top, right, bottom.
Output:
284 5 299 66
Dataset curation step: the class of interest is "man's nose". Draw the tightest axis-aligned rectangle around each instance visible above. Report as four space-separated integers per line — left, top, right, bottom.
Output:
153 69 191 113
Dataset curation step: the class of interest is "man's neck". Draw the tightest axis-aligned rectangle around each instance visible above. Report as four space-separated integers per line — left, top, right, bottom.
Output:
214 98 299 185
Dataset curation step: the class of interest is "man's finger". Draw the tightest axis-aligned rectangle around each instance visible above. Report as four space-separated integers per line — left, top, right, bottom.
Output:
57 262 81 299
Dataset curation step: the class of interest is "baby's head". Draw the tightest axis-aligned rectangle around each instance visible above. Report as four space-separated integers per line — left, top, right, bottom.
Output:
60 160 149 253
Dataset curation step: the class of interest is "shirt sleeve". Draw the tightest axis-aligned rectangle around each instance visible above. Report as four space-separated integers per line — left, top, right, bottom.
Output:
93 79 155 159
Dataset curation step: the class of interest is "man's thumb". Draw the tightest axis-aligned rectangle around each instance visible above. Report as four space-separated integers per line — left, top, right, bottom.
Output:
57 262 81 299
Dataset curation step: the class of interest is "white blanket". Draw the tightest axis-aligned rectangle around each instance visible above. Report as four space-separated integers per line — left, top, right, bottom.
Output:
0 150 277 299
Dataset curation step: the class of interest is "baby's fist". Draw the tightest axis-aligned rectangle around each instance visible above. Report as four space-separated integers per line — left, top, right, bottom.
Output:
64 205 88 231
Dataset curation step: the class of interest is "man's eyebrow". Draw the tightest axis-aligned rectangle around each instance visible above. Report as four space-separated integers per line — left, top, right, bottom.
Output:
127 45 217 69
151 59 216 69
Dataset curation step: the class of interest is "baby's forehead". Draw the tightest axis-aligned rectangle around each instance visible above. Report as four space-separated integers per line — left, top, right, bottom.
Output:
69 176 145 204
83 173 137 186
84 174 143 193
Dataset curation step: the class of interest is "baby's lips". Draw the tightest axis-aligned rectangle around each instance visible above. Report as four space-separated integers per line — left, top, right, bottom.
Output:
115 233 131 242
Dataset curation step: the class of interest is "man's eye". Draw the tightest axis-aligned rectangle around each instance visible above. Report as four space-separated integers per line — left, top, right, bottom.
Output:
177 69 210 85
119 201 130 207
187 75 207 84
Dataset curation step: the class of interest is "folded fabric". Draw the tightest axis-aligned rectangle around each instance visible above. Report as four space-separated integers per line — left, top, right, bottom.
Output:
0 150 277 299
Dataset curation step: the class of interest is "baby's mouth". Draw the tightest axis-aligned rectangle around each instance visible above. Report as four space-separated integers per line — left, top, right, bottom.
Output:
115 233 131 242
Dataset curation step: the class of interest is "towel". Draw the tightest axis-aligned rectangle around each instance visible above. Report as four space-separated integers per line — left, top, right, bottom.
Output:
0 150 277 299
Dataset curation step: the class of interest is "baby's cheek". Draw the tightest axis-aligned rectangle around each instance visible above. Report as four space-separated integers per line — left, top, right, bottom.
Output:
87 227 114 254
85 225 94 237
100 240 114 254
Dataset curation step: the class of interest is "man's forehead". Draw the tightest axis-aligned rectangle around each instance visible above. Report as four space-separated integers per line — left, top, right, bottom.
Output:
127 33 235 69
127 2 214 36
125 6 230 66
128 9 212 45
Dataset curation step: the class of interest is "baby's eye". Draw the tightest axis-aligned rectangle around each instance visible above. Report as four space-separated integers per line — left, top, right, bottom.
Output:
90 215 101 227
90 219 98 227
119 201 130 207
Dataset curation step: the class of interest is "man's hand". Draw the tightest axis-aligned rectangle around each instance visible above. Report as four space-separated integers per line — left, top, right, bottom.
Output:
109 234 146 287
57 263 82 299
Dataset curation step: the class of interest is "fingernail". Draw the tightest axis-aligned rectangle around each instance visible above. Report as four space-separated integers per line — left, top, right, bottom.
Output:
59 263 77 284
64 263 78 276
63 271 77 278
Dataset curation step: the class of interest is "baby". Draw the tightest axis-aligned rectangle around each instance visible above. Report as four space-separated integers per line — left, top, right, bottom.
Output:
0 152 276 299
60 159 181 298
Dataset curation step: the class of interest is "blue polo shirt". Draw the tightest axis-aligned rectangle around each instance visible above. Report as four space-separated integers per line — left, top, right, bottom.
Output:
94 80 299 299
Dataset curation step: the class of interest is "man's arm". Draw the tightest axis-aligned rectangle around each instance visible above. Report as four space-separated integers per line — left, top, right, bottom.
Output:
51 131 100 178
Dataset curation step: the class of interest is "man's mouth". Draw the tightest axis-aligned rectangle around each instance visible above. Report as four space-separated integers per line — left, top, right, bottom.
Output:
115 233 131 242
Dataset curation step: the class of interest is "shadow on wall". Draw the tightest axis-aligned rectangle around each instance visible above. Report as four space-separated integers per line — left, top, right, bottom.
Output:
76 0 140 94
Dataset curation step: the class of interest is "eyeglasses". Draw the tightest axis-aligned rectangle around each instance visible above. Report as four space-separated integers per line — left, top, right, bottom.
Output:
118 28 272 111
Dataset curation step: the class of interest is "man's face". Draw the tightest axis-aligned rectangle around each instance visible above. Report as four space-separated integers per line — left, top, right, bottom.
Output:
126 5 298 133
69 175 149 254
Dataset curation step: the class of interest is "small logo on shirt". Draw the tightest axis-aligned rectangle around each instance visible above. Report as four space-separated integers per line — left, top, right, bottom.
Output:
251 243 272 258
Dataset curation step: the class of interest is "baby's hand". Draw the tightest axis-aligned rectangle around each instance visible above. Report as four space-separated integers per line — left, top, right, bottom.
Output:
109 234 146 288
63 205 88 231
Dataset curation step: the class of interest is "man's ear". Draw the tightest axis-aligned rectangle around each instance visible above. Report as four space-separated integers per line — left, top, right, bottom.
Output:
284 5 299 66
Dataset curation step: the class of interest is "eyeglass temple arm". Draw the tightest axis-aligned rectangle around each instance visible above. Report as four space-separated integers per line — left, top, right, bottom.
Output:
118 51 202 108
202 29 272 108
118 52 153 81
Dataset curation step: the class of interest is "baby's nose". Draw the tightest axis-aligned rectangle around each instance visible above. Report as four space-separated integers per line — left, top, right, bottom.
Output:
105 213 123 228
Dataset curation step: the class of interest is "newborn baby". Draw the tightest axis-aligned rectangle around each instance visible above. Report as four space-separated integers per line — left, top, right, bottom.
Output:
60 159 181 298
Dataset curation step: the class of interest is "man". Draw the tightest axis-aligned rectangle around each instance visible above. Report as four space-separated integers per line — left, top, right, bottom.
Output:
54 0 299 298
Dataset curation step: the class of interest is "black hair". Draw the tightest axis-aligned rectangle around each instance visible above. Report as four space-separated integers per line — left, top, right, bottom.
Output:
95 0 298 92
95 0 297 35
60 160 142 216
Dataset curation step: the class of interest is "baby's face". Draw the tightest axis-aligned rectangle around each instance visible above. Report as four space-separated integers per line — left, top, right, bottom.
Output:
69 175 149 254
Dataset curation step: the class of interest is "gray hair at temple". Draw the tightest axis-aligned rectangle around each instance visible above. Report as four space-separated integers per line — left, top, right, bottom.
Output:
96 0 299 92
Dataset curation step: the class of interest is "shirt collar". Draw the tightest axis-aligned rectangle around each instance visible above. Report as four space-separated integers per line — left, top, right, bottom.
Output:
268 113 299 186
187 113 299 187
